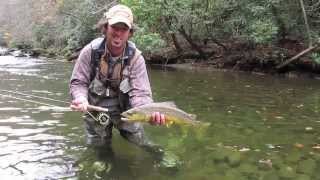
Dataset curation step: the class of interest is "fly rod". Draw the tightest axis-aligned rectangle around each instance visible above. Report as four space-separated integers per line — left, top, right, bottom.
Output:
0 93 108 112
0 89 68 104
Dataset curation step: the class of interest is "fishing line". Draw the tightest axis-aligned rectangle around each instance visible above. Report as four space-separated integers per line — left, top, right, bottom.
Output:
0 92 103 122
0 89 69 104
0 93 58 107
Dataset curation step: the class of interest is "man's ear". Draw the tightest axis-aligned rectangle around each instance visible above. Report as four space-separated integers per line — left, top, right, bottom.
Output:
101 24 108 35
129 30 134 38
102 28 107 36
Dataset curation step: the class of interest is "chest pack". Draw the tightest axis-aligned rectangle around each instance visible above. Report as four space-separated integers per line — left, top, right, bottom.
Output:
87 38 141 111
90 38 137 83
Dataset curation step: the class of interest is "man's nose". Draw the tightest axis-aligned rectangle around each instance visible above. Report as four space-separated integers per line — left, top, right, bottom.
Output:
113 29 122 36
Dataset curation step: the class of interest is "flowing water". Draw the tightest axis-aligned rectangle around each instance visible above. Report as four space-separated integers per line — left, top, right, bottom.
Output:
0 55 320 180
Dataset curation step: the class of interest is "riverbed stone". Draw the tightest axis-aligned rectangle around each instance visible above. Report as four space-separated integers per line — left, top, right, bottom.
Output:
211 149 228 162
92 161 106 172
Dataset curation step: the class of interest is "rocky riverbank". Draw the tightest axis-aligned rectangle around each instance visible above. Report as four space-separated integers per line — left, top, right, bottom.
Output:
145 39 320 79
2 38 320 79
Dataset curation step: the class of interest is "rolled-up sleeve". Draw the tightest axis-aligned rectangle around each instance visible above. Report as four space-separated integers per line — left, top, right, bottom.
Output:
128 55 153 107
69 44 92 100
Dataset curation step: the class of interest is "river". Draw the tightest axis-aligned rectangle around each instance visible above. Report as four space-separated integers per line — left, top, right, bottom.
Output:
0 55 320 179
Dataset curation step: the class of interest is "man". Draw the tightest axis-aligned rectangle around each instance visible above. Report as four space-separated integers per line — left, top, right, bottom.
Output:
69 4 165 153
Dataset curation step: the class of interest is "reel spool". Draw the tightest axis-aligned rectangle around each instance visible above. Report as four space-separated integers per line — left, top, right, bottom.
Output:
97 112 111 125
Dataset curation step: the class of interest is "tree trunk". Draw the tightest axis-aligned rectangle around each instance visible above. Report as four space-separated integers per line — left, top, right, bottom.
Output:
170 33 182 54
178 26 207 60
270 4 288 40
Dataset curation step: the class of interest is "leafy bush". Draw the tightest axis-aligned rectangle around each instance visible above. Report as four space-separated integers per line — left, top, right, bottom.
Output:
249 19 278 44
131 26 166 53
32 23 56 48
311 53 320 64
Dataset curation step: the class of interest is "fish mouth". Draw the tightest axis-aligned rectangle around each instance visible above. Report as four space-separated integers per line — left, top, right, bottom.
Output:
121 117 129 121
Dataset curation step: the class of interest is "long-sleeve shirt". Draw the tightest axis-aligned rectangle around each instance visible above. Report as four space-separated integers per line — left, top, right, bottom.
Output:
69 39 153 108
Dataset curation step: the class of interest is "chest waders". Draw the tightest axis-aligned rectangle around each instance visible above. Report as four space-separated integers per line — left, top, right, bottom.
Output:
83 38 161 155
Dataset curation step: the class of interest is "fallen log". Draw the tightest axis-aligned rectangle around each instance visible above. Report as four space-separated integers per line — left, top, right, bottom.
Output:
276 46 316 69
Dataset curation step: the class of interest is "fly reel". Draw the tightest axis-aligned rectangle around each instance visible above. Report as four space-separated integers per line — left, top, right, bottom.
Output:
97 112 111 126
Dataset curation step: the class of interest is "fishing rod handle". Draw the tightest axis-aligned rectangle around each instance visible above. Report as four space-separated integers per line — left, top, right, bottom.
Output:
87 105 109 112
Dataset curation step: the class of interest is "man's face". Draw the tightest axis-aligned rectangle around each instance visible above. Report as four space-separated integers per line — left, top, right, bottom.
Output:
105 23 131 53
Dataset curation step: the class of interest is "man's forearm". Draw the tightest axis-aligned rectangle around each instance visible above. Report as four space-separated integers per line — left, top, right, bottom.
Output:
70 79 89 100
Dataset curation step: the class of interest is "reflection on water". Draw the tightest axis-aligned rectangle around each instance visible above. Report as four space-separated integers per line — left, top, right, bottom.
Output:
0 56 320 179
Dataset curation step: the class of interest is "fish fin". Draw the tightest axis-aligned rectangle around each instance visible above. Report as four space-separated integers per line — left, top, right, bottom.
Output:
159 101 177 108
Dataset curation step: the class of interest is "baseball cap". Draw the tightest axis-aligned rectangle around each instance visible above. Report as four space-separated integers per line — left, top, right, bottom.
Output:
103 4 133 29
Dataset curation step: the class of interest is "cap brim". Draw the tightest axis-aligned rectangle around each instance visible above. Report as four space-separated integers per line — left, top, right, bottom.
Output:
108 17 132 29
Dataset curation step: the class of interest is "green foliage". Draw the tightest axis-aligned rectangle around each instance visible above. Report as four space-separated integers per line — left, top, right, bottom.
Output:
249 19 278 44
2 0 320 58
121 0 166 52
56 0 101 50
131 26 166 53
311 53 320 64
32 23 56 48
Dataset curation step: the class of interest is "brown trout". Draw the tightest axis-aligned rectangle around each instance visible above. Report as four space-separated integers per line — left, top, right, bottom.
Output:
121 102 210 126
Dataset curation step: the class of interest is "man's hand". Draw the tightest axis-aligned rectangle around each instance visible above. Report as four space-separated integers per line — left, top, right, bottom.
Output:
150 112 166 125
70 96 89 112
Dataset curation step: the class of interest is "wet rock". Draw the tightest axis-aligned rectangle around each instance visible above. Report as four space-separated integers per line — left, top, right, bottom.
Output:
29 48 45 57
160 151 181 168
9 50 27 57
211 149 228 162
296 159 316 175
0 47 9 56
92 161 106 172
258 159 273 170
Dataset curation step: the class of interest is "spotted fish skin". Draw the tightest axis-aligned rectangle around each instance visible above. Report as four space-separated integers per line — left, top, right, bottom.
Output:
121 102 207 126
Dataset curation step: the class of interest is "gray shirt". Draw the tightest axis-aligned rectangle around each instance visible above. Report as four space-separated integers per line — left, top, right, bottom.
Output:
69 39 153 108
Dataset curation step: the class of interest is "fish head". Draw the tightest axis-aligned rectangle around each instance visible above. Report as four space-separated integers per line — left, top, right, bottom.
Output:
121 110 147 121
120 110 134 121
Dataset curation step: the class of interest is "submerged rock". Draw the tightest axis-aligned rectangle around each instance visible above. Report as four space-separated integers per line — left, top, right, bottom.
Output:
160 151 181 168
211 149 228 162
92 161 107 172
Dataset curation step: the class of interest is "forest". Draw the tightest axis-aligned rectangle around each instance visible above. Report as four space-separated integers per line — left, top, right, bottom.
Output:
1 0 320 74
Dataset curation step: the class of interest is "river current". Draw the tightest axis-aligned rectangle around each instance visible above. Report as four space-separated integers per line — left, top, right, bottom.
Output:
0 55 320 179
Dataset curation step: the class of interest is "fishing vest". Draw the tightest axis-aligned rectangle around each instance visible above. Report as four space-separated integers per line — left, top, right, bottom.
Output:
88 38 141 113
